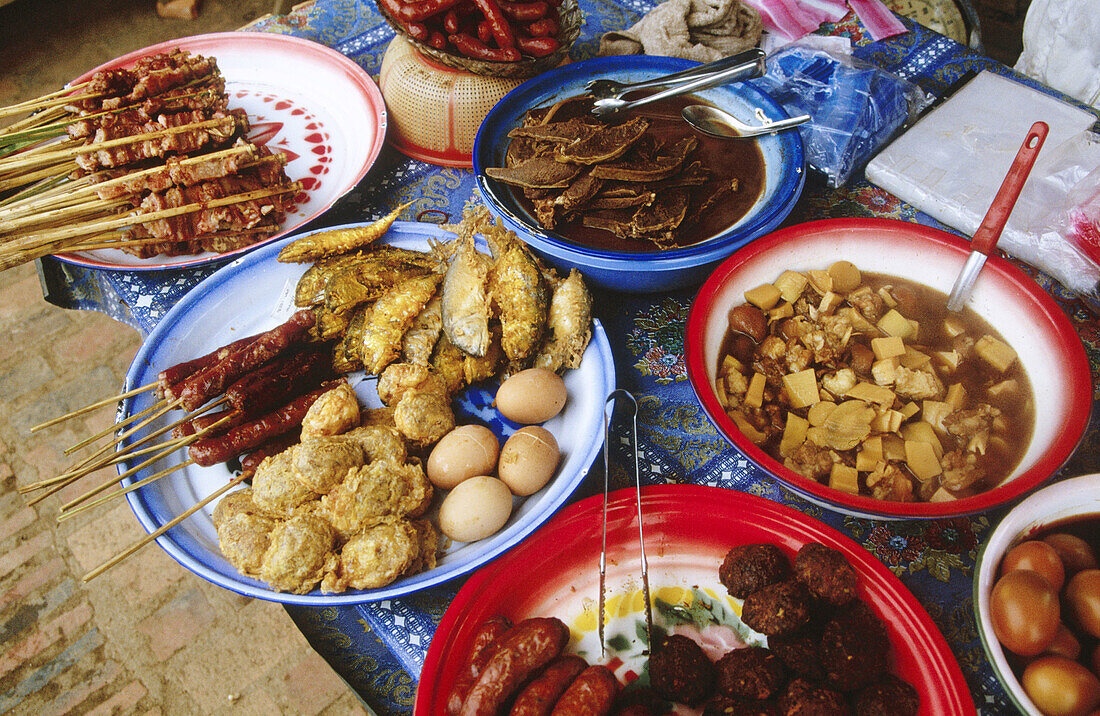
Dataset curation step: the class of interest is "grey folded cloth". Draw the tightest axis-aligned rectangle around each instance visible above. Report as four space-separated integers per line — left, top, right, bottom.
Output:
599 0 763 62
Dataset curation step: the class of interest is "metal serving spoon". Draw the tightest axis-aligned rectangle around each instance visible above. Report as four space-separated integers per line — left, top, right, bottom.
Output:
585 48 765 101
589 52 768 119
681 104 811 139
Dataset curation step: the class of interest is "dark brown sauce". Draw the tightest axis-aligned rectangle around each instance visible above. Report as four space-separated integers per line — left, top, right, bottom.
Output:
510 94 766 252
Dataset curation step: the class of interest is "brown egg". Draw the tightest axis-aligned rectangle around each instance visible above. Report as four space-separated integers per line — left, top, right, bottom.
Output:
1003 540 1067 592
1044 623 1082 660
498 426 560 496
1043 533 1098 574
438 476 513 543
1022 655 1100 716
427 425 500 489
495 368 567 424
991 569 1060 656
1066 570 1100 639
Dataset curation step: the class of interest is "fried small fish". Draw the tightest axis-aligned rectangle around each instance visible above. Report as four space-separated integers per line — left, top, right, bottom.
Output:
279 202 412 263
487 229 549 362
360 273 443 375
439 232 493 357
533 268 593 372
401 295 442 366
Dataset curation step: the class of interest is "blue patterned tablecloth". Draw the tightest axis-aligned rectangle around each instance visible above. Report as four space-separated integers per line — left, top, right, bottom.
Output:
37 2 1100 714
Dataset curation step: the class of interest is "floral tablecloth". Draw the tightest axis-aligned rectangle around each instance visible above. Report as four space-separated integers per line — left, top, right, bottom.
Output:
37 1 1100 714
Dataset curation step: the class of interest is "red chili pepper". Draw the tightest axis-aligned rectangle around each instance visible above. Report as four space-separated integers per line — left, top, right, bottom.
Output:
449 32 521 61
470 0 516 48
516 34 559 57
498 0 548 22
525 16 557 37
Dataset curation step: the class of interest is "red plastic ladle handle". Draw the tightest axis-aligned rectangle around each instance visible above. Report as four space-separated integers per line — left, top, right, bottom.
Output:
971 120 1049 256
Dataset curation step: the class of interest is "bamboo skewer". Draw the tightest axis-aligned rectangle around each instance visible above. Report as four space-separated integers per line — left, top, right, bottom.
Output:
83 474 246 582
58 458 198 522
31 380 159 432
62 398 168 454
0 81 93 118
0 87 104 119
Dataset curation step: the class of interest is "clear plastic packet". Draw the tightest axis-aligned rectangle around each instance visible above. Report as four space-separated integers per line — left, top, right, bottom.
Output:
752 41 931 187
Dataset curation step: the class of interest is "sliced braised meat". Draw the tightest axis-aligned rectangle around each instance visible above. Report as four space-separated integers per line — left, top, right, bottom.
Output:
485 157 583 189
508 117 598 144
556 116 649 164
590 136 697 182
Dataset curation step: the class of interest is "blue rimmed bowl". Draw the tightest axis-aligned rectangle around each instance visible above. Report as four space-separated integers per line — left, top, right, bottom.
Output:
473 54 805 293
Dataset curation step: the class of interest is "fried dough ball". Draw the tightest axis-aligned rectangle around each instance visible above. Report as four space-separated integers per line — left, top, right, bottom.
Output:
819 602 889 691
287 436 365 494
216 511 276 577
716 647 785 701
252 451 320 517
851 674 919 716
778 678 849 716
720 544 791 599
741 580 812 637
394 390 455 446
377 362 448 406
648 634 717 706
794 543 858 607
300 382 359 438
212 487 266 528
342 424 407 464
319 459 433 539
259 512 337 594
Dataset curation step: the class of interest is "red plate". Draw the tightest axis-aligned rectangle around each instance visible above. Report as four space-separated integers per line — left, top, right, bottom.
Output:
416 484 974 714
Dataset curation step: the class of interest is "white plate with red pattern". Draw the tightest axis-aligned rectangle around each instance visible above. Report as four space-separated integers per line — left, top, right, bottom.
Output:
54 32 387 271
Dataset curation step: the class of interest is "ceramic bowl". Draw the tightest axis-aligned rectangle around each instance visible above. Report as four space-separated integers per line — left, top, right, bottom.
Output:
974 473 1100 714
472 54 805 293
684 217 1092 520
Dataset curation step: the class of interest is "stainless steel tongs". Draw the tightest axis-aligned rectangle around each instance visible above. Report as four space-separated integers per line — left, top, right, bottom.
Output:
586 48 766 118
599 389 653 658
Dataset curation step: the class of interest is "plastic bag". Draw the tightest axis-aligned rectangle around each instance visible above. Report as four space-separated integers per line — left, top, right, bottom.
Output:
752 41 930 187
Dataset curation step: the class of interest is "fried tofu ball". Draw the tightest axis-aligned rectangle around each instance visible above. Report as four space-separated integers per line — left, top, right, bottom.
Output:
741 581 812 637
252 451 320 517
778 678 849 716
394 390 455 446
851 674 919 716
794 543 858 607
343 424 407 464
287 436 365 494
819 602 889 691
326 517 425 591
300 381 359 438
716 647 786 701
259 513 337 594
212 487 266 528
319 459 433 539
648 634 717 706
720 544 791 599
216 511 276 577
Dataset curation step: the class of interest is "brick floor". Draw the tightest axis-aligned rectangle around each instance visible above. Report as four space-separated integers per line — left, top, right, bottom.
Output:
0 1 375 706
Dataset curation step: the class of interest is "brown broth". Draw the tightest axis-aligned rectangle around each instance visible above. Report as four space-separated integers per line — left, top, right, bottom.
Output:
509 94 766 252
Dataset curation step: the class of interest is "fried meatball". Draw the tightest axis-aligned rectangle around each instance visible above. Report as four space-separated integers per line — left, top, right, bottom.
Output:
851 674 919 716
612 685 662 715
819 602 890 691
720 544 792 599
703 694 781 715
741 580 812 637
794 543 858 607
648 634 717 706
716 647 785 700
768 628 825 681
778 678 849 716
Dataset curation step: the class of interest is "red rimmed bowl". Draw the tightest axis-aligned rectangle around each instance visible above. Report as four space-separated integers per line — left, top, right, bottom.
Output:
685 218 1092 520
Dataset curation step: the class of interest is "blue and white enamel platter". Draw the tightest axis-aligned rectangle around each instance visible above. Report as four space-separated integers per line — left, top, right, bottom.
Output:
118 221 615 605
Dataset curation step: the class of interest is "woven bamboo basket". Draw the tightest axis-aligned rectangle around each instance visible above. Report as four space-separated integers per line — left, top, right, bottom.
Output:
377 0 582 79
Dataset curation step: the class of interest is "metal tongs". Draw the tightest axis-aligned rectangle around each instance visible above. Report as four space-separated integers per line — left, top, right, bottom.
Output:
598 389 653 658
587 48 766 118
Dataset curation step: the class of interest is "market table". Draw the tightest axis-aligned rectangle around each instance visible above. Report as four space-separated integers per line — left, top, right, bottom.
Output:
36 1 1100 713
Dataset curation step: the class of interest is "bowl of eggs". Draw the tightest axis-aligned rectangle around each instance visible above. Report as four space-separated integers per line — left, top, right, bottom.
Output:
975 473 1100 715
684 217 1092 520
472 54 805 293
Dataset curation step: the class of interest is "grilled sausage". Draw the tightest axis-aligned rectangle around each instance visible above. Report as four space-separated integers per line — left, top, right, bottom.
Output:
509 655 587 716
176 309 315 411
549 665 620 716
223 347 333 414
459 617 569 716
187 380 337 466
172 408 245 439
158 331 262 398
239 430 301 477
446 615 513 716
